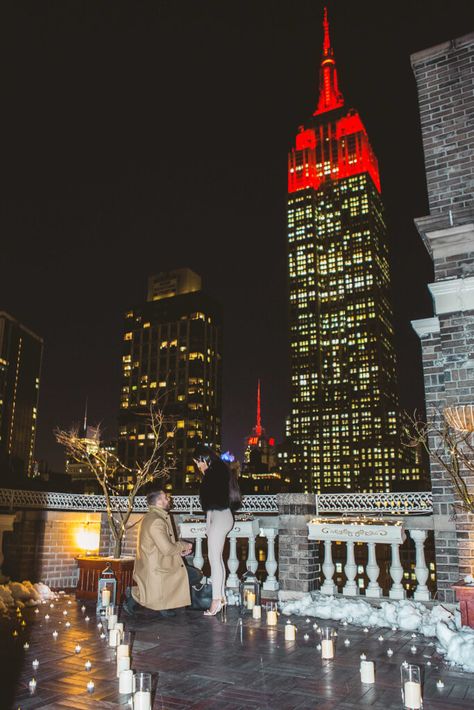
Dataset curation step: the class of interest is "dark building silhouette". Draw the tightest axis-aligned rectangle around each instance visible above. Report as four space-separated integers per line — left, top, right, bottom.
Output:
118 269 222 492
286 9 421 493
240 381 284 493
0 311 43 480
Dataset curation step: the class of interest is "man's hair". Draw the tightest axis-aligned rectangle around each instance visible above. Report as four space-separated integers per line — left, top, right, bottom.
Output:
146 485 166 506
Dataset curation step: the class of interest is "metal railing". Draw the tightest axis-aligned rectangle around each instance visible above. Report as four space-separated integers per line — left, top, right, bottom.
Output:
0 488 433 516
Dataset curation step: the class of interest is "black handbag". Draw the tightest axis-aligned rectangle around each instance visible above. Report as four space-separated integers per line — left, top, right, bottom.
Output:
190 581 213 610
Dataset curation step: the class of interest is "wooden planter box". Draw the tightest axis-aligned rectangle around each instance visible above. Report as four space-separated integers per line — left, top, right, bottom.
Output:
452 581 474 629
75 556 135 603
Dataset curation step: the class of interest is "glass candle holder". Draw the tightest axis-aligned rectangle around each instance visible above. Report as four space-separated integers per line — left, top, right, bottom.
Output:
117 631 132 658
134 672 152 710
266 603 278 626
321 626 335 659
401 664 423 710
105 605 118 630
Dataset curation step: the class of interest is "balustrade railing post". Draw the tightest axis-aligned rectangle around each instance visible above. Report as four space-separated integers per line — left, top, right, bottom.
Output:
343 541 358 596
193 536 204 571
365 542 382 598
321 540 337 595
261 528 278 591
226 533 239 588
246 534 258 574
389 542 406 600
410 529 430 601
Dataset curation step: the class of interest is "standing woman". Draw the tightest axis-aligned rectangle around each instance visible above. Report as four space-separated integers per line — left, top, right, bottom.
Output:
194 443 241 616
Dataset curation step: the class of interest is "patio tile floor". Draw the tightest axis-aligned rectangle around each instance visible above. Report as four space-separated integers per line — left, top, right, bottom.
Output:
2 594 474 709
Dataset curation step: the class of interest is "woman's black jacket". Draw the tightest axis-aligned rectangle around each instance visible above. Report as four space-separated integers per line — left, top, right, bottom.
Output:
199 459 231 512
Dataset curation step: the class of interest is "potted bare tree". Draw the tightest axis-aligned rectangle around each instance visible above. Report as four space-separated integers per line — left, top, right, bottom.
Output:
55 407 175 600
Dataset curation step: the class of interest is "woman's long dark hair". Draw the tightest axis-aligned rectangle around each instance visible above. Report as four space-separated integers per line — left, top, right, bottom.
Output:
194 442 242 512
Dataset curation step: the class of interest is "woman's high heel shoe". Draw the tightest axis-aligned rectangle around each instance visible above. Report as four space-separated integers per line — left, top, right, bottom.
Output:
204 599 226 616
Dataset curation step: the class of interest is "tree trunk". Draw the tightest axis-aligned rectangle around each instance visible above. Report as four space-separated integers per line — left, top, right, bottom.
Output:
113 537 122 559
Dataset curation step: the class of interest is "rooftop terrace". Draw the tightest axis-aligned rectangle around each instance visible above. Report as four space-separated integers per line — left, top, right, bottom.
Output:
5 594 474 710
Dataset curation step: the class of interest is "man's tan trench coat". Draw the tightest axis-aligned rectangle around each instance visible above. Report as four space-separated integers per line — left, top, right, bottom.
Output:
131 505 191 611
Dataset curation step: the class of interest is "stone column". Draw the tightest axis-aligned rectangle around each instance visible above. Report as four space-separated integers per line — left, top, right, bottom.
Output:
277 493 320 600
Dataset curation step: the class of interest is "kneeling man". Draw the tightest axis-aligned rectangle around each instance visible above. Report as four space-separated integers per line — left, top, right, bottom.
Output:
126 485 196 617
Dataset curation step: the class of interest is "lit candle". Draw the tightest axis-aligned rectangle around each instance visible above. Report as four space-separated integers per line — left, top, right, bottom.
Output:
34 608 39 614
116 655 131 678
32 659 39 670
321 639 334 659
52 630 58 639
119 669 134 694
252 605 261 620
246 592 256 610
410 645 417 654
100 632 106 640
344 639 350 647
50 603 54 609
85 660 92 671
28 678 37 692
65 621 71 628
23 642 30 650
387 648 394 657
360 660 375 684
44 614 50 620
116 642 130 658
109 628 120 648
266 608 277 626
87 680 95 693
436 680 444 690
81 605 86 613
134 691 151 710
63 610 68 616
97 622 103 630
74 644 81 654
303 633 309 641
284 623 296 641
404 681 422 709
101 589 111 607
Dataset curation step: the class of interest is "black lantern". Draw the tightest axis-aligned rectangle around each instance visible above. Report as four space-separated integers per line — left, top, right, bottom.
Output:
96 563 117 615
239 570 261 612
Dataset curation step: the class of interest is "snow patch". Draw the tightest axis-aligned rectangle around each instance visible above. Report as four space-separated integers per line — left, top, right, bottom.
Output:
279 592 474 673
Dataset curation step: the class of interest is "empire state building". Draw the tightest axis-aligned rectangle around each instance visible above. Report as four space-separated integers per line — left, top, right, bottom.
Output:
287 8 419 494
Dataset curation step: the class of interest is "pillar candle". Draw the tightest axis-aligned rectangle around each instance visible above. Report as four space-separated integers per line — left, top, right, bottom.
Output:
114 622 124 635
284 624 296 641
117 643 130 658
321 639 334 659
266 610 277 626
109 628 120 647
133 691 151 710
101 589 111 607
107 614 117 630
252 605 262 620
246 592 256 610
119 669 134 694
360 661 375 684
116 655 130 678
404 681 422 709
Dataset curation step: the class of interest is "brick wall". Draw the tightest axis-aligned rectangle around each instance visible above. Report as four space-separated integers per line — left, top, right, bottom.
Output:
99 512 142 558
3 511 101 589
277 493 320 597
411 33 474 221
411 31 474 603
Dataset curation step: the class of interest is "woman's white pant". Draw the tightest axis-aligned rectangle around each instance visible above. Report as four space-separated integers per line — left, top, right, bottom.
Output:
206 508 234 600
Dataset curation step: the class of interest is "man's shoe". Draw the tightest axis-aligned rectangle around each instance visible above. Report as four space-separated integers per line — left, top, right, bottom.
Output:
158 609 176 618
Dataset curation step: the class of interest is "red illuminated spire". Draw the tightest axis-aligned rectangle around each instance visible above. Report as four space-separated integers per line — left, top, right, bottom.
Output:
255 379 262 436
314 6 344 116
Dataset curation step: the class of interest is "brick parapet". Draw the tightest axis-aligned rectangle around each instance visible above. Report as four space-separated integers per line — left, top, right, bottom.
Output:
277 493 320 594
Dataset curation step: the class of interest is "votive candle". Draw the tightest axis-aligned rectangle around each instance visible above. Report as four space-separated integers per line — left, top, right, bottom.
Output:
360 660 375 684
284 623 296 641
252 605 262 620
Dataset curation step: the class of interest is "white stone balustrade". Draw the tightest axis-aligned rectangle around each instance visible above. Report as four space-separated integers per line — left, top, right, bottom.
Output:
307 517 432 600
178 517 279 591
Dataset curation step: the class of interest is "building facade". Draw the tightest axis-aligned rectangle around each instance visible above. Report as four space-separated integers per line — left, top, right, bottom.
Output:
286 9 419 493
0 312 43 480
118 269 222 492
411 32 474 603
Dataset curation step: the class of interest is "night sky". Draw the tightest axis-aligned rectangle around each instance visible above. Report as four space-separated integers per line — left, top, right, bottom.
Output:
2 1 473 472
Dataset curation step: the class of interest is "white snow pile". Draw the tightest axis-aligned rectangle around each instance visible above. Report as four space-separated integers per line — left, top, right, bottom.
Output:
0 581 56 613
280 592 474 673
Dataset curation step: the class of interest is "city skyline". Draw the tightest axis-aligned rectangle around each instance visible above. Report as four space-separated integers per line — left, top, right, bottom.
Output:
2 1 473 472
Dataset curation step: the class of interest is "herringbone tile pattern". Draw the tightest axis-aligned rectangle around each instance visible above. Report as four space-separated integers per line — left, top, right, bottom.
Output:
2 595 474 709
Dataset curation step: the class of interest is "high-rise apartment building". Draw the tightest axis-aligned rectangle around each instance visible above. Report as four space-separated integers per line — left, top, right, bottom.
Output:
118 269 222 492
287 9 419 493
0 312 43 480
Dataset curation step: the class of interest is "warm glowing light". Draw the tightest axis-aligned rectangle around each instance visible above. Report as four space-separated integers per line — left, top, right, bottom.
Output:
75 523 100 553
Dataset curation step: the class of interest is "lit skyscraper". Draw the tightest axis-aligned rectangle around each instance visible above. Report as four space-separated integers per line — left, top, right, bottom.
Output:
0 312 43 480
118 269 222 492
287 9 419 493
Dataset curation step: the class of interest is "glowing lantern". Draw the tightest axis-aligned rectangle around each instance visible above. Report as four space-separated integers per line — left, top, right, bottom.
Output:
76 523 100 554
